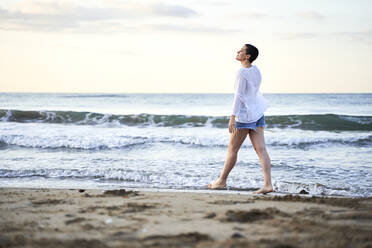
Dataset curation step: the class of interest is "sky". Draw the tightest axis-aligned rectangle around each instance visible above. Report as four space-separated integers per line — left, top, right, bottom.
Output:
0 0 371 93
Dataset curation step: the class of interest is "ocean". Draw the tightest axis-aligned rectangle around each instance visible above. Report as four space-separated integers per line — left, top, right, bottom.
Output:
0 93 371 197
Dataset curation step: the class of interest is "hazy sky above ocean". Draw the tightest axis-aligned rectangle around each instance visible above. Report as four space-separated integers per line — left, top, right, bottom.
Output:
0 0 371 93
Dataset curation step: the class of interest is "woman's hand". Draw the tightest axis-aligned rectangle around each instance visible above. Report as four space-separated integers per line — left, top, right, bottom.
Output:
229 115 236 134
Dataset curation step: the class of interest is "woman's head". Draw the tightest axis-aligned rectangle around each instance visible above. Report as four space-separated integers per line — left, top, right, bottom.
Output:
236 44 259 63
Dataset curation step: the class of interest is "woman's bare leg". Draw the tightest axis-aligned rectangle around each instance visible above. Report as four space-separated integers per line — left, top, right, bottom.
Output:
208 129 249 189
249 126 273 194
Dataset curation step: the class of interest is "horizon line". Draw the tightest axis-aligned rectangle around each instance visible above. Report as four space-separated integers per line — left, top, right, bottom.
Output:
0 91 371 94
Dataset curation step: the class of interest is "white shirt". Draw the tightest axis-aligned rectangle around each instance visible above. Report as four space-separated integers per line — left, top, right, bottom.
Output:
232 65 270 123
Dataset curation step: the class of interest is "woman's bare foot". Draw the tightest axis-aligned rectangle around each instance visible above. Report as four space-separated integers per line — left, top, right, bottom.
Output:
252 185 273 194
207 179 227 189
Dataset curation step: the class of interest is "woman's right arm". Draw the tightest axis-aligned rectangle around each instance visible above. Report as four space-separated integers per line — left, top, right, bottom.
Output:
231 71 245 118
230 70 246 133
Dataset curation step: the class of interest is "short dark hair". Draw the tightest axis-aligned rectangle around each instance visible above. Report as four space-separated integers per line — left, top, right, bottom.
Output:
244 44 259 63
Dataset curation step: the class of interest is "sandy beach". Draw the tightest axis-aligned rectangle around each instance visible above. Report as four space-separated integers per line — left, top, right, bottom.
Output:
0 187 371 248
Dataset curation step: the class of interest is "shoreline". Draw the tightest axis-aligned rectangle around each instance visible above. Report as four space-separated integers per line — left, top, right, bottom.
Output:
0 185 366 199
1 187 371 247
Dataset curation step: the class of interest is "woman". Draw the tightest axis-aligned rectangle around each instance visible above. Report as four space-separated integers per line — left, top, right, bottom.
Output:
207 44 273 194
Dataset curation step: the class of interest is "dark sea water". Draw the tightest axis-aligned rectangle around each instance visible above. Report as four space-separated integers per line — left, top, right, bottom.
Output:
0 93 371 197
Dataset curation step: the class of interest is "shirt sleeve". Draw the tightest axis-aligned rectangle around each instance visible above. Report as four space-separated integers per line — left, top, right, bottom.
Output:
232 70 246 116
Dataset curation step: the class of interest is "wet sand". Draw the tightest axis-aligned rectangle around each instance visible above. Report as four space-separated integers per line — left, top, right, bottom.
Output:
0 187 371 248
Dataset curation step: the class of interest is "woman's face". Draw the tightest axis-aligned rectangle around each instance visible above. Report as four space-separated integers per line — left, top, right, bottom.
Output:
236 45 249 61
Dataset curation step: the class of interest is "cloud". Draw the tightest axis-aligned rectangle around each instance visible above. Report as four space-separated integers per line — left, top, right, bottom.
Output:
186 0 230 6
64 22 240 35
225 11 269 20
295 11 326 20
0 0 199 32
56 43 138 56
149 23 240 34
276 29 372 45
144 2 198 17
331 29 372 44
276 32 319 40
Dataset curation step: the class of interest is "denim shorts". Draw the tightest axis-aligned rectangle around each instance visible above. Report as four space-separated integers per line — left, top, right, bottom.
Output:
236 115 266 131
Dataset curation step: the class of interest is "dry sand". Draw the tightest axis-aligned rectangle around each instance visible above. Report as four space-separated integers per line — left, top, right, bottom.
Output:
0 187 371 248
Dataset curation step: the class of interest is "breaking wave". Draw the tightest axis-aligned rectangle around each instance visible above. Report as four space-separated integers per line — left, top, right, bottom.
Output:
1 109 372 131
